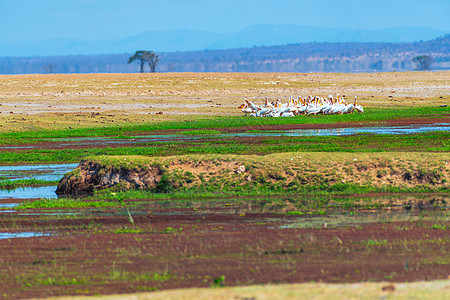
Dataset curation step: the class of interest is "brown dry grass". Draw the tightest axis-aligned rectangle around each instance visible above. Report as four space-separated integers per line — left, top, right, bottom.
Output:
0 72 449 126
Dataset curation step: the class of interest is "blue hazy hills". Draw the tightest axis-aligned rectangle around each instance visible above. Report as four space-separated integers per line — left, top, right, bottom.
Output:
1 25 447 57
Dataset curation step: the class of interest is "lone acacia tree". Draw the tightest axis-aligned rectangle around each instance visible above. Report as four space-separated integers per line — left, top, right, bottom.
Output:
42 62 56 74
412 55 433 70
128 50 160 73
128 50 148 73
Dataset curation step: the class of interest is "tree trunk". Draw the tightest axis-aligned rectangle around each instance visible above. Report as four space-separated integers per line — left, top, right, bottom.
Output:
140 62 145 73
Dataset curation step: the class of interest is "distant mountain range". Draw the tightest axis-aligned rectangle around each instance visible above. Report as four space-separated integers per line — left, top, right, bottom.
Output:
0 25 448 57
1 34 449 74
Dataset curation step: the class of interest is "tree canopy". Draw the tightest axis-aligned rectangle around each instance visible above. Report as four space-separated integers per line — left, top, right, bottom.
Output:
147 51 160 73
412 55 433 70
128 50 159 73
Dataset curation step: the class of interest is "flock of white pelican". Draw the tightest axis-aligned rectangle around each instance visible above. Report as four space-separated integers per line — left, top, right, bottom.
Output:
238 95 364 117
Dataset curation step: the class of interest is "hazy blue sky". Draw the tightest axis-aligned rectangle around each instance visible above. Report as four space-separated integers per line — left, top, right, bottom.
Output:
1 0 449 42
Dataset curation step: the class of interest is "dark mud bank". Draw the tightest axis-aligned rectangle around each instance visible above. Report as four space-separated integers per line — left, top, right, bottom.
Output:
56 160 167 197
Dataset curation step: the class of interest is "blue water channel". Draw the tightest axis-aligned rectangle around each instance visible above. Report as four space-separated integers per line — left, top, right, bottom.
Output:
233 123 450 137
0 163 78 200
0 163 78 181
0 232 51 240
0 186 60 200
0 163 77 199
0 163 78 239
0 163 78 201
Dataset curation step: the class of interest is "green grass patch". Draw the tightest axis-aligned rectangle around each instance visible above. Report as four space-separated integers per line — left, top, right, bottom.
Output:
0 179 59 190
114 226 149 234
431 224 449 230
363 239 389 247
16 198 120 209
285 211 326 216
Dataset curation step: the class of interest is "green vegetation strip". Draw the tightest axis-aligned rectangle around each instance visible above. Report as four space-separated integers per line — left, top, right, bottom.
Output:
89 184 449 201
0 179 59 190
0 131 448 163
16 198 120 209
0 106 448 143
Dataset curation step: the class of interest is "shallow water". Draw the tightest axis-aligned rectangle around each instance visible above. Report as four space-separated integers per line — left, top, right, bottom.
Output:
0 232 50 240
0 203 18 209
0 163 78 181
0 186 57 199
0 163 77 200
127 123 450 139
234 123 450 137
276 209 448 229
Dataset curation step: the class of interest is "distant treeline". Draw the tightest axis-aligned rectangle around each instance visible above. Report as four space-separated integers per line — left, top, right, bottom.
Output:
1 35 449 74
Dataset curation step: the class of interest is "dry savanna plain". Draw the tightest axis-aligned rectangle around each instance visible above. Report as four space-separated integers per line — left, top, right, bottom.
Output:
0 71 449 299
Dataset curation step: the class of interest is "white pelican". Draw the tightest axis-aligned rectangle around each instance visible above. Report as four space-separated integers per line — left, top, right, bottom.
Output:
238 102 254 114
238 94 363 117
354 97 364 113
245 98 260 111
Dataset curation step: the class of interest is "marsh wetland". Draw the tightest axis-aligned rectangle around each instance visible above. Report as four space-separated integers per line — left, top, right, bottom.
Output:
0 72 448 299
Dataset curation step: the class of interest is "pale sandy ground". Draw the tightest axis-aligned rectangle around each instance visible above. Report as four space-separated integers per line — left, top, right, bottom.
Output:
0 72 449 116
0 72 448 131
46 280 450 300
